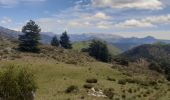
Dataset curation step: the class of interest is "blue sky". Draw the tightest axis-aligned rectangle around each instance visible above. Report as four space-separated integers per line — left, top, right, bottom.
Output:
0 0 170 39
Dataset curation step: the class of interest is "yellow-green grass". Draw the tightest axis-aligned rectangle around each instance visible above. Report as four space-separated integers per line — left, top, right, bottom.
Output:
0 57 170 100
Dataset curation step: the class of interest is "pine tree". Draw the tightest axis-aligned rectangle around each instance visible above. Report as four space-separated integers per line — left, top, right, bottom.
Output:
51 35 59 47
18 20 41 52
60 31 72 49
88 40 110 62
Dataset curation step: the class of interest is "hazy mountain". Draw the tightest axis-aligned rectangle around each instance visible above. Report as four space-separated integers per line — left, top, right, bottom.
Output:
1 26 170 51
120 44 170 61
0 26 53 44
70 33 123 42
112 36 159 51
0 26 20 39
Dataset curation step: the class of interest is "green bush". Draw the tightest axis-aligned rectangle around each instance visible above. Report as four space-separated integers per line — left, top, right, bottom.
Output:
107 76 116 81
118 79 126 85
103 88 115 99
86 78 98 83
128 88 133 93
65 85 79 93
0 66 37 100
149 62 162 73
167 74 170 81
114 57 129 66
87 40 110 62
83 84 93 89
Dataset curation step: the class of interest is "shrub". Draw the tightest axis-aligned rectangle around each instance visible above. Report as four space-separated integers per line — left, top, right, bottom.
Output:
115 98 120 100
65 85 79 93
81 48 89 52
149 81 157 85
86 78 98 83
128 88 133 93
145 90 151 95
0 66 37 100
122 94 126 99
114 57 129 66
80 96 85 99
107 76 116 81
167 73 170 81
149 62 162 73
87 40 110 62
143 94 147 97
137 94 141 98
118 79 126 85
104 88 115 99
83 84 93 89
125 78 136 84
65 60 77 65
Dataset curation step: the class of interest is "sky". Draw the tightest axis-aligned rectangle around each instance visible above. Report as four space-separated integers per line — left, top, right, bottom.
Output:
0 0 170 39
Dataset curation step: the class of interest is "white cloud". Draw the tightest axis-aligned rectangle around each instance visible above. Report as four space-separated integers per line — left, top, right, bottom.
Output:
93 12 111 20
36 11 113 32
115 14 170 28
0 17 12 25
91 0 163 10
115 19 154 28
0 0 46 7
143 14 170 24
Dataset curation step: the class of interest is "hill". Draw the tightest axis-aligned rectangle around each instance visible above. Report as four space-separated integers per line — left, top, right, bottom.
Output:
72 41 122 56
0 34 170 100
121 44 170 61
119 44 170 81
0 27 170 99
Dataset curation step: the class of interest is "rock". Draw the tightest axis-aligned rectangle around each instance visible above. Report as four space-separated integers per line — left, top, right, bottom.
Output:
88 88 107 98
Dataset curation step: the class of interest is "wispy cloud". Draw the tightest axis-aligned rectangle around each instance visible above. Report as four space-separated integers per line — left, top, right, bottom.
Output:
115 14 170 28
36 8 114 32
0 0 46 8
2 0 170 39
0 17 12 25
91 0 163 10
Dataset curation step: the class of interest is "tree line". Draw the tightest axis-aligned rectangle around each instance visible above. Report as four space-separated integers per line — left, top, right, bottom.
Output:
18 20 111 62
19 20 72 52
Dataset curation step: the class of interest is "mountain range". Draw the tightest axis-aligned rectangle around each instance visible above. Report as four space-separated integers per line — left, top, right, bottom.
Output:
1 26 170 51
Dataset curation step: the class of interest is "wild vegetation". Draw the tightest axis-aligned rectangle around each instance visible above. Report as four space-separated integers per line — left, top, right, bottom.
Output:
119 44 170 81
0 20 170 100
72 40 121 56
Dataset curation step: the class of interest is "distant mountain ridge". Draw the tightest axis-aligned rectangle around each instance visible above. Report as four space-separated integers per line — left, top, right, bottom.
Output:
1 26 170 51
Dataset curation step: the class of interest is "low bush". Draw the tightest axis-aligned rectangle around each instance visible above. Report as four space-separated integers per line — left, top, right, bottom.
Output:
167 74 170 81
86 78 98 83
65 85 79 93
128 88 133 93
149 62 162 73
118 79 126 85
83 84 93 89
0 65 37 100
114 57 129 66
107 76 116 81
103 88 115 99
122 94 126 99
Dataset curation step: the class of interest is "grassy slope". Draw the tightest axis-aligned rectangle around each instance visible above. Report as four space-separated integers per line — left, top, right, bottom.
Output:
73 41 121 56
0 52 169 100
0 39 169 100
